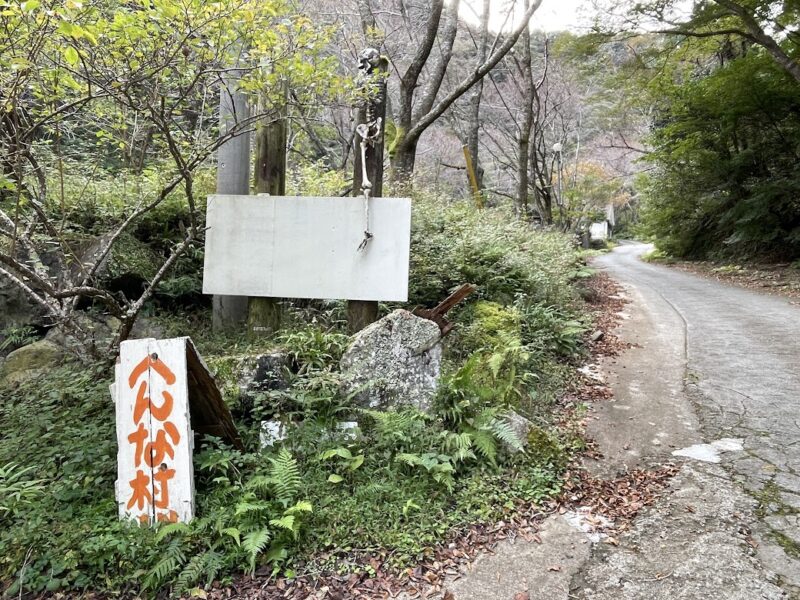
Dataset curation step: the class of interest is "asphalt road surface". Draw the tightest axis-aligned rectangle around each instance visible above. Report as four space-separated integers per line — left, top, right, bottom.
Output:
593 241 800 595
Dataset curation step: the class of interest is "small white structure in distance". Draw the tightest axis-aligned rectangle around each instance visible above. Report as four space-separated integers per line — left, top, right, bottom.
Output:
589 203 616 242
590 221 610 241
203 195 412 302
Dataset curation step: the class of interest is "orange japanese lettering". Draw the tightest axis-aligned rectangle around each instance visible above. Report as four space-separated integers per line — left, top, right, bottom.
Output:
145 427 179 467
156 510 179 523
127 469 152 511
128 355 176 389
153 466 176 510
133 382 174 424
127 423 148 467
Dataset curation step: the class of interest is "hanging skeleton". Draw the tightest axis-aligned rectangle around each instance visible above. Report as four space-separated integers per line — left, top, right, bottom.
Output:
355 48 387 252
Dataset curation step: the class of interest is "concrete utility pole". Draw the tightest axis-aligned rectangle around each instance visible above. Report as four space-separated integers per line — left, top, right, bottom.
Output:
248 88 288 336
348 48 388 333
212 70 250 331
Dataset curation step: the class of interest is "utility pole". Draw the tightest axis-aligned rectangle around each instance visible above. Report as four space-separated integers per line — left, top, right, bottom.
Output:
348 48 388 333
212 69 250 331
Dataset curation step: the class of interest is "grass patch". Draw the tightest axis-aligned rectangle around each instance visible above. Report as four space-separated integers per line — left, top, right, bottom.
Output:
641 247 675 263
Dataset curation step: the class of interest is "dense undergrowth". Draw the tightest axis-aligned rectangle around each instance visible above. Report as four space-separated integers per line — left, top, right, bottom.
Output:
0 195 592 598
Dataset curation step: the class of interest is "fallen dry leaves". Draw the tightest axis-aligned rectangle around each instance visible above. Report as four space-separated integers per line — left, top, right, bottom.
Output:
668 260 800 300
560 465 679 526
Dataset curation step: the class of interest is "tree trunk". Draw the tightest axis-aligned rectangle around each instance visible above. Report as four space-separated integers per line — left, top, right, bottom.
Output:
248 94 287 337
516 0 534 219
389 0 544 178
348 300 379 334
465 0 490 194
714 0 800 84
389 137 417 187
212 70 250 332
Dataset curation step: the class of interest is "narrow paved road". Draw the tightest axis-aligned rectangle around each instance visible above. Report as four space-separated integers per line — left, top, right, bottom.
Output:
594 241 800 593
401 241 800 600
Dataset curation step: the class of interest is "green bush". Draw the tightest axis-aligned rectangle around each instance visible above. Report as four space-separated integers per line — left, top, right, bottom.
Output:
409 195 579 308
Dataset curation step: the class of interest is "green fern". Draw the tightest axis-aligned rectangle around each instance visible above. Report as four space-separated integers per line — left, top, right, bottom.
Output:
245 474 275 496
174 552 206 593
154 521 191 542
234 494 271 517
144 539 187 590
441 431 477 463
242 527 272 573
201 550 224 587
268 449 302 505
359 408 427 439
470 429 498 463
285 500 312 515
269 515 297 537
395 452 423 467
488 414 524 452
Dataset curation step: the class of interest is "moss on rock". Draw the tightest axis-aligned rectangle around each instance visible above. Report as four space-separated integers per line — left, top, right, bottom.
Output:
0 340 65 386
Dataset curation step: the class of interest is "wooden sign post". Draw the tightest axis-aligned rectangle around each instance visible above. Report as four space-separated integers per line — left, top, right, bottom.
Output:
115 338 194 524
349 48 389 332
114 337 242 524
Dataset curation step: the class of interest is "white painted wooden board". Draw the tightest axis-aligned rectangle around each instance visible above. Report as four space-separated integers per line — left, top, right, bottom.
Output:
115 337 194 524
202 195 411 301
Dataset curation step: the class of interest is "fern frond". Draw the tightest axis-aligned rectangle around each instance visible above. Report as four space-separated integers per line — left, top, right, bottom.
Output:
221 527 241 546
489 416 524 452
242 527 272 573
202 550 224 587
442 431 473 454
470 429 497 463
245 475 277 495
234 495 271 517
175 552 205 593
144 539 186 590
285 500 312 515
395 453 422 467
358 408 426 438
154 521 190 542
268 448 301 504
269 515 297 538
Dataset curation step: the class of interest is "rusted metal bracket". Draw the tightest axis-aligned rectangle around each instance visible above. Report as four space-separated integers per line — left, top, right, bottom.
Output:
413 283 477 335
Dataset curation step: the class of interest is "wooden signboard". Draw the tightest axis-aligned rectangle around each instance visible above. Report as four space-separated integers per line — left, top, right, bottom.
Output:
114 337 241 524
202 195 412 302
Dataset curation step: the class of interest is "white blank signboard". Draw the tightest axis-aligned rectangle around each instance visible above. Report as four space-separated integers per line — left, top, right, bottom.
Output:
202 195 411 301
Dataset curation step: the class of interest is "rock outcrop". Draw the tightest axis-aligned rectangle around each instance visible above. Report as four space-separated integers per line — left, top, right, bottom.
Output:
340 309 442 412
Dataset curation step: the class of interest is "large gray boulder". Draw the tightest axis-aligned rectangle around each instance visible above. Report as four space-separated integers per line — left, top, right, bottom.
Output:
340 309 442 412
0 340 64 386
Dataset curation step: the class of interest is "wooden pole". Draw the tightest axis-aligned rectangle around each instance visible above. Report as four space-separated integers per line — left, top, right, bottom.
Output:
212 69 250 331
248 90 287 337
348 49 388 334
463 145 484 209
